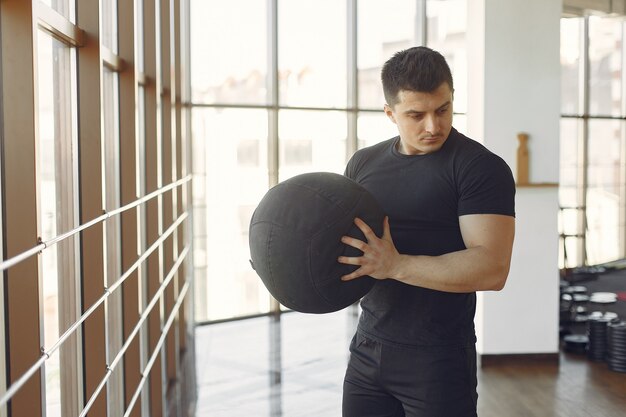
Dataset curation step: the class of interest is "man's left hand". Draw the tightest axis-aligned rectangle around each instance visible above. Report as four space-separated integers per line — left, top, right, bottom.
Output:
338 216 401 281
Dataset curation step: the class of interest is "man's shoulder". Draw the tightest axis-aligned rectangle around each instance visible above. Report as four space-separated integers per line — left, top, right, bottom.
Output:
348 137 396 166
447 129 506 166
354 137 397 157
345 137 396 179
445 129 513 178
448 128 490 155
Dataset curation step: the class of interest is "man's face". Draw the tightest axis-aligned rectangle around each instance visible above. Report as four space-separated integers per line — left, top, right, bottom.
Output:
384 83 453 155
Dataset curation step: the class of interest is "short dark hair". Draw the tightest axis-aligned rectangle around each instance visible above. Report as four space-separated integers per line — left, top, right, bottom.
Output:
381 46 454 107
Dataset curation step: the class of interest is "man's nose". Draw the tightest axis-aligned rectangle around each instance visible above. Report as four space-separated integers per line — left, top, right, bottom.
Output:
424 114 437 134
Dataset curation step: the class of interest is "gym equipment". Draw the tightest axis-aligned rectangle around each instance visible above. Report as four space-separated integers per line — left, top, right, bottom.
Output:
560 292 590 325
607 321 626 373
563 286 588 295
563 334 588 354
587 315 610 361
589 292 618 303
249 172 385 314
587 312 620 362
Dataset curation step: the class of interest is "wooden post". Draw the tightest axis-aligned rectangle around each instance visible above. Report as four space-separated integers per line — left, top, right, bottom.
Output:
517 133 530 185
0 2 43 415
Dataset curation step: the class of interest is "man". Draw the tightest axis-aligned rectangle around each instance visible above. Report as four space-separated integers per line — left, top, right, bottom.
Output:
338 46 516 417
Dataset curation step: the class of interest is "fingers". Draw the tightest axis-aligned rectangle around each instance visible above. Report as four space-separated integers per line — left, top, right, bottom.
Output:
338 217 392 282
337 260 366 281
354 217 377 240
337 255 361 266
340 269 364 281
338 218 373 252
337 254 368 281
338 255 376 281
380 216 390 240
340 235 367 251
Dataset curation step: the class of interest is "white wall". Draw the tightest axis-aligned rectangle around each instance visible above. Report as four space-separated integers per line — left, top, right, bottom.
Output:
477 189 560 354
468 0 561 355
469 0 561 182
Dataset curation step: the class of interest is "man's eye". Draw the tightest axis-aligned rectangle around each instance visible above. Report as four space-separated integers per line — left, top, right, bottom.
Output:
438 107 449 115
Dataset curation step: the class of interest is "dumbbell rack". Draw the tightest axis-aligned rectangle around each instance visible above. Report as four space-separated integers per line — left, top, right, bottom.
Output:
559 284 625 372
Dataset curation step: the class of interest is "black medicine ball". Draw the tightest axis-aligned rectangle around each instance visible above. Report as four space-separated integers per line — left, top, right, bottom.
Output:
249 172 385 314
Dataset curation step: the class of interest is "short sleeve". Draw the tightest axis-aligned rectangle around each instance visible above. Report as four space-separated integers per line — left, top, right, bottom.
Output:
457 153 516 217
344 156 356 180
344 148 366 181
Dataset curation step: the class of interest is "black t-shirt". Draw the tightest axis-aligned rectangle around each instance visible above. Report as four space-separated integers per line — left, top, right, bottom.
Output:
345 127 515 347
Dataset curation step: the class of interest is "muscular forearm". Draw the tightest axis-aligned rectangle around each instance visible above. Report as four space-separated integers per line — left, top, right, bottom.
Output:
339 215 514 293
390 246 510 293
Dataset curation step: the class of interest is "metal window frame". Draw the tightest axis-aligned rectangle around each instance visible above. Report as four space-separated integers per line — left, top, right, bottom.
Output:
621 21 626 260
159 0 181 405
36 2 84 48
347 0 358 158
267 0 280 315
189 0 441 323
1 1 194 416
102 65 125 417
75 1 109 416
560 14 626 267
142 0 168 415
117 0 145 415
0 1 43 416
43 26 84 417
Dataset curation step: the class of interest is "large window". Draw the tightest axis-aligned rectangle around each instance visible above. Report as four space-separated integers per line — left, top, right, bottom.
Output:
357 0 418 109
279 0 347 108
426 0 467 115
191 0 468 322
0 1 194 415
36 29 81 417
560 15 626 267
190 0 267 105
192 108 270 320
40 0 75 22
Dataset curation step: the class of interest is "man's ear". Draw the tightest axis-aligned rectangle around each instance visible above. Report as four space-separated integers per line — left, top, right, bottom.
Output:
384 104 397 124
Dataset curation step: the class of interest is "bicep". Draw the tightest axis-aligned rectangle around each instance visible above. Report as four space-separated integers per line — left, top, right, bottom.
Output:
459 214 515 262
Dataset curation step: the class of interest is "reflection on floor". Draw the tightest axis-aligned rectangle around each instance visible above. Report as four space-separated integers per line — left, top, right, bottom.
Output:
195 308 626 417
195 309 357 417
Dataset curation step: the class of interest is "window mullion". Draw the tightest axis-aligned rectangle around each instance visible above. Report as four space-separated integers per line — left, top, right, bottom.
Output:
579 16 590 265
0 1 42 414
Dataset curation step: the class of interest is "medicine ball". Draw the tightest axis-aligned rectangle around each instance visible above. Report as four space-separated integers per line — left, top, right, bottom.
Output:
249 172 385 314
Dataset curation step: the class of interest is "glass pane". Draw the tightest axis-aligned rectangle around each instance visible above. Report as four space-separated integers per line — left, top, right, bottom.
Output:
356 111 466 151
357 111 398 149
358 0 417 109
560 18 582 115
588 16 622 116
36 30 79 417
426 0 467 113
453 114 467 137
192 108 270 321
192 172 206 206
559 118 581 268
102 0 118 52
40 0 74 22
194 266 208 320
586 119 621 264
190 0 267 105
279 0 347 108
278 110 347 181
559 118 580 207
136 2 144 73
102 68 124 416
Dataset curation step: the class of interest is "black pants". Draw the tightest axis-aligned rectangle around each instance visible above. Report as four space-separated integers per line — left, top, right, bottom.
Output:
343 332 478 417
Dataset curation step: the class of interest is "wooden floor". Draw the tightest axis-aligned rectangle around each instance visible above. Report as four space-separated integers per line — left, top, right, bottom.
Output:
195 309 626 417
478 353 626 417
